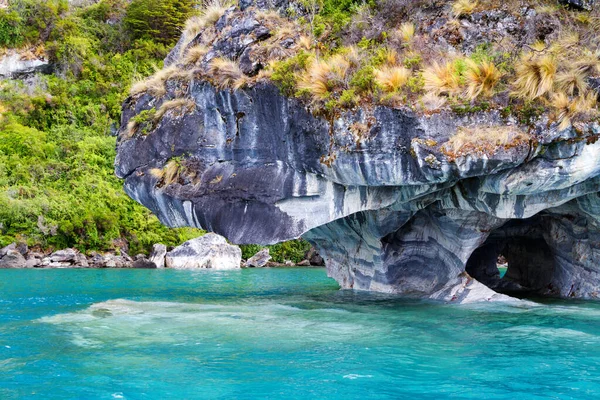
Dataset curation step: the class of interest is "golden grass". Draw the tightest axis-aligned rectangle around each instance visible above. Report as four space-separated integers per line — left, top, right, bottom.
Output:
129 65 194 97
465 59 502 100
443 125 531 159
575 49 600 75
452 0 478 17
374 65 411 93
297 54 351 100
150 160 182 186
419 92 447 111
183 0 233 43
183 45 208 66
298 58 333 99
551 92 598 131
423 61 461 96
208 57 248 89
297 35 312 50
398 22 415 43
512 54 557 100
155 98 196 121
381 48 399 66
555 70 587 96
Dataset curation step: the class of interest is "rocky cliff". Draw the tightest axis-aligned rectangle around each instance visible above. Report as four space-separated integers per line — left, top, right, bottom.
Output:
115 0 600 302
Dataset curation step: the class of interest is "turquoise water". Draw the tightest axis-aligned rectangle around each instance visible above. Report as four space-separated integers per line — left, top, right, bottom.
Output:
2 269 600 399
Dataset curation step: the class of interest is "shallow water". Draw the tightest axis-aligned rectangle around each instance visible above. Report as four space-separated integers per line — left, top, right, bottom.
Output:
1 269 600 399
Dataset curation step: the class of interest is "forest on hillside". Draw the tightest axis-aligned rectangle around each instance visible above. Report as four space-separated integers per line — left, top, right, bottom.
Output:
0 0 313 261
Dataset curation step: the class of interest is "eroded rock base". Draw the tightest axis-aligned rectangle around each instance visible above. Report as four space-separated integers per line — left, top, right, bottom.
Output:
305 202 600 303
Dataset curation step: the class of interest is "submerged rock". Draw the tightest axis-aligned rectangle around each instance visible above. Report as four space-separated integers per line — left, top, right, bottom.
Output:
245 248 271 268
165 234 242 270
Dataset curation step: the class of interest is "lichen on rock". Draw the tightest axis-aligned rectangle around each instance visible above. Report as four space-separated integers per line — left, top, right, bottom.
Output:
116 0 600 302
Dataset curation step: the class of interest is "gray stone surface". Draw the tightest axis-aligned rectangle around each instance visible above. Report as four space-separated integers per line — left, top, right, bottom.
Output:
0 50 51 79
0 250 27 269
245 248 271 268
149 243 167 268
165 234 242 270
132 258 158 269
114 4 600 302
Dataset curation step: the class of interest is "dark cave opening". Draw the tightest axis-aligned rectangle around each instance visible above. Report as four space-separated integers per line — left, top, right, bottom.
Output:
465 218 558 298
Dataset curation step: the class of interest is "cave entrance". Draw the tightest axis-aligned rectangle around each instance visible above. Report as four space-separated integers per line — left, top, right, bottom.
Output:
465 227 557 298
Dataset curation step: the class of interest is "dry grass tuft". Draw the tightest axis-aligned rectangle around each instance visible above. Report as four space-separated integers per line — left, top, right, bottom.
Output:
398 22 415 43
298 54 351 100
512 54 557 100
556 69 587 96
423 61 462 96
183 45 208 66
374 65 411 93
208 58 248 89
297 35 313 50
465 59 502 100
150 160 183 186
155 98 196 121
443 125 531 159
129 65 193 97
420 92 447 111
575 49 600 75
182 0 233 44
551 92 598 131
452 0 478 17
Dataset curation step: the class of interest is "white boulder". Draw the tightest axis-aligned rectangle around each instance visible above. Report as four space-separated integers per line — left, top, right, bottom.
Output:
165 234 241 270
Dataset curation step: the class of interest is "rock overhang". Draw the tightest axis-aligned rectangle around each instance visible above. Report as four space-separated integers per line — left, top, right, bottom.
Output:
115 0 600 302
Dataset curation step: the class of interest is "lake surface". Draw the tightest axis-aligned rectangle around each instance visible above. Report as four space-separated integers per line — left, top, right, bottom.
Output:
1 268 600 399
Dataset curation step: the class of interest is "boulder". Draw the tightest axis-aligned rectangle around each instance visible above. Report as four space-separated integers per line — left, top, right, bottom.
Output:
50 248 78 263
89 252 107 268
306 247 325 266
245 248 271 268
0 250 27 268
149 243 167 268
165 234 242 270
0 50 51 79
0 243 16 258
15 243 28 256
132 258 158 269
25 257 42 268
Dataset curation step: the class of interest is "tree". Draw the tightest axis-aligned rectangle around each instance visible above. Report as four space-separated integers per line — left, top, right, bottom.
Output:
124 0 196 45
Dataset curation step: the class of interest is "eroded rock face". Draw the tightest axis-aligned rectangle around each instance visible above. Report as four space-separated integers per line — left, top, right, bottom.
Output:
115 3 600 302
115 76 600 301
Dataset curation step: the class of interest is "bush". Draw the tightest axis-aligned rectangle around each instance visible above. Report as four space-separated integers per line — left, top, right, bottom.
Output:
0 9 23 47
124 0 196 45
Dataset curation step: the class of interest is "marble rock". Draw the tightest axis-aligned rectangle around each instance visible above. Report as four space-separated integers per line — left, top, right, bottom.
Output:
149 244 167 269
245 248 271 268
115 3 600 302
165 234 242 270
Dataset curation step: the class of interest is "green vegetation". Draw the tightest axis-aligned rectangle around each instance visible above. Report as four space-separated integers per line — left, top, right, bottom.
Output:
0 0 202 253
0 0 315 261
240 240 312 264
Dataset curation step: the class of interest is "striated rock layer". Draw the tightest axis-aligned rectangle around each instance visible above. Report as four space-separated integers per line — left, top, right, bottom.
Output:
115 78 600 302
115 5 600 303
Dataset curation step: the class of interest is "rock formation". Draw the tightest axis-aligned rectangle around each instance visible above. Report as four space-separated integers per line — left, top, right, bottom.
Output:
165 233 242 270
246 248 271 268
115 1 600 302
